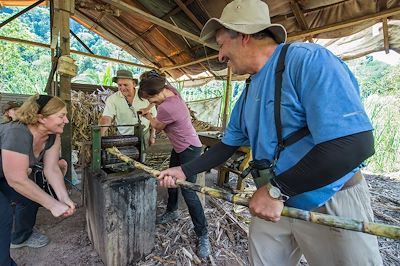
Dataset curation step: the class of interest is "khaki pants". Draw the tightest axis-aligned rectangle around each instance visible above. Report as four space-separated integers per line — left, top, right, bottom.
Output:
249 177 383 266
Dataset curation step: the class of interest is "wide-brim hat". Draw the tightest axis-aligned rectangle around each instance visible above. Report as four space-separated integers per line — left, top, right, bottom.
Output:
200 0 287 50
112 69 139 84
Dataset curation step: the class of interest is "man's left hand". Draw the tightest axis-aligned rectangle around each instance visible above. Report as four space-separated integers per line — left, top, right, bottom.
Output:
249 185 284 222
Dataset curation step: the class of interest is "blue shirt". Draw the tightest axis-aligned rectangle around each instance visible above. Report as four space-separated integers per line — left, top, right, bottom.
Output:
222 43 373 210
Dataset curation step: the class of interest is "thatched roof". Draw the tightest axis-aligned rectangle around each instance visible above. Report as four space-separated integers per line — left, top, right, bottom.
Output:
3 0 400 79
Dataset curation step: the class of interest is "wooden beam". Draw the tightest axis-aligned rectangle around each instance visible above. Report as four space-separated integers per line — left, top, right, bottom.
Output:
123 0 194 46
161 54 218 71
222 66 232 130
288 6 400 41
199 62 217 78
173 0 203 30
56 0 73 180
0 1 47 6
162 7 400 73
73 10 159 67
70 29 94 54
289 1 313 43
0 35 156 69
101 0 214 49
118 17 187 76
0 0 45 28
112 1 193 76
382 18 389 54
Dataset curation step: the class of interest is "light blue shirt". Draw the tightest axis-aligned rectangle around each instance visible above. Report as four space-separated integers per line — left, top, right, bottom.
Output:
222 43 373 210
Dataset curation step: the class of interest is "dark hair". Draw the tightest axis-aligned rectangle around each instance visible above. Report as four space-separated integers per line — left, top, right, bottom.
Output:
226 28 276 42
138 70 167 100
251 29 276 42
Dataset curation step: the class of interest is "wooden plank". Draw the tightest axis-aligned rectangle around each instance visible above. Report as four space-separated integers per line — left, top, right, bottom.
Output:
101 0 215 49
288 6 400 41
85 169 157 266
222 66 232 130
57 0 73 180
382 18 390 54
174 0 203 30
0 0 45 29
290 1 313 43
0 0 47 7
160 54 218 71
127 0 194 46
0 36 155 69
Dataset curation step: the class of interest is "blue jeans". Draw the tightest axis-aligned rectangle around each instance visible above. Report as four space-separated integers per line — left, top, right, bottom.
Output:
166 146 208 237
0 179 39 244
0 182 17 266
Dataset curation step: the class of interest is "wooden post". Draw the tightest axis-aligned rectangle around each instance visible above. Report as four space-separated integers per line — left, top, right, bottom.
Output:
222 66 232 130
85 169 157 265
55 0 73 180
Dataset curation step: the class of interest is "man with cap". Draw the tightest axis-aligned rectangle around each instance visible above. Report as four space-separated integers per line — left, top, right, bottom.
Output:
157 0 382 265
99 69 157 152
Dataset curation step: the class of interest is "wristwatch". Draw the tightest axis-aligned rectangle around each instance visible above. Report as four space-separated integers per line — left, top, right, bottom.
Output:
266 182 289 201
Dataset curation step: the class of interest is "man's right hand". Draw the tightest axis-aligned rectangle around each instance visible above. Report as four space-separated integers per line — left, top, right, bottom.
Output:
157 166 187 188
139 107 150 116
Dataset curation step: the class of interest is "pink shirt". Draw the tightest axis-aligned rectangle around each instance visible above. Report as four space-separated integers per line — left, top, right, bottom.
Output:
157 87 202 153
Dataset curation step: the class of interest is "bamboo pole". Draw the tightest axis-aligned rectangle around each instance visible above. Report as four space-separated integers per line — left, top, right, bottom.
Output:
106 147 400 240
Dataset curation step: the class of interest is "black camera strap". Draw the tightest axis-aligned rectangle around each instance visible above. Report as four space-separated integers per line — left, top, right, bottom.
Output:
274 44 310 161
241 44 310 184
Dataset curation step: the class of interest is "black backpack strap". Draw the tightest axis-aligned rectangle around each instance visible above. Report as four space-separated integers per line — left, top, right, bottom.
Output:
274 44 309 160
45 134 57 150
238 77 251 129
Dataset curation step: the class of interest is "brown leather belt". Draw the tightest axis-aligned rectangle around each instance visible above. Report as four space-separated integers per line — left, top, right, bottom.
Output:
312 171 364 213
341 170 363 190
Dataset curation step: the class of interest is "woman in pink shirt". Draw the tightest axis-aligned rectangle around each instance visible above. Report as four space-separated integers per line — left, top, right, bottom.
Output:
138 70 210 258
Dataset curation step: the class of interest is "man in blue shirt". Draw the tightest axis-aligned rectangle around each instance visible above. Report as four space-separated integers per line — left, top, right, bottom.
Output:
158 0 382 265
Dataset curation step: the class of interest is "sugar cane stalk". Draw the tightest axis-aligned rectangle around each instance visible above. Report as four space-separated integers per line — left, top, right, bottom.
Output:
106 147 400 240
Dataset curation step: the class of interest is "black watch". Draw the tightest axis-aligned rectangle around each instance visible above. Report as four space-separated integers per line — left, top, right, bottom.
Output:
266 182 290 202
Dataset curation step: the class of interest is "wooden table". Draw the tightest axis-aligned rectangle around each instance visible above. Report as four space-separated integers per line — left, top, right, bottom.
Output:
198 131 223 146
197 131 252 191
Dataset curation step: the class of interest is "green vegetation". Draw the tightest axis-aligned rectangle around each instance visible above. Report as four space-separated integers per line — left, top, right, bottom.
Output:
0 7 399 173
0 11 51 93
348 57 400 173
363 95 400 173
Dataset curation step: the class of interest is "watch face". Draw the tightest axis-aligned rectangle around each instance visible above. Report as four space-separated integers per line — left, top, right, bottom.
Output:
269 186 281 199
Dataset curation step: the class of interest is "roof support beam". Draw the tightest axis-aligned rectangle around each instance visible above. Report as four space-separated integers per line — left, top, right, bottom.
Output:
173 0 203 30
101 0 213 49
56 0 73 180
70 29 94 54
0 35 155 69
161 54 218 71
382 18 389 54
222 66 232 130
289 1 313 43
0 0 45 28
288 6 400 41
130 0 194 45
73 10 159 67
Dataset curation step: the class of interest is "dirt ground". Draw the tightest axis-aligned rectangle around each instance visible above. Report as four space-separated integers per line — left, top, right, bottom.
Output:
9 145 400 265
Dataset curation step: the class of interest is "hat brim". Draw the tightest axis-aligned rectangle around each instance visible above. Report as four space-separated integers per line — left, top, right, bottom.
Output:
200 18 287 50
112 76 139 84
